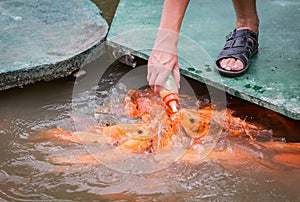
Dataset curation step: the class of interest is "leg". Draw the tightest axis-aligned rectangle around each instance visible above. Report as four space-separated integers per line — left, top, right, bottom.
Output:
218 0 260 73
232 0 259 34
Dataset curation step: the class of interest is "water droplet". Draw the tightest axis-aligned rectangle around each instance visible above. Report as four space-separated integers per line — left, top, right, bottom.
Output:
244 84 252 88
187 67 195 71
253 85 263 91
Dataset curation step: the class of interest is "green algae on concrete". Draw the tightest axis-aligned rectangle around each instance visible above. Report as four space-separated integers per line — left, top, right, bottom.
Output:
0 0 108 91
107 0 300 120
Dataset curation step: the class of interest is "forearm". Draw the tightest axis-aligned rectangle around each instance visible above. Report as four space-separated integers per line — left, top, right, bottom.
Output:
153 0 190 53
159 0 190 32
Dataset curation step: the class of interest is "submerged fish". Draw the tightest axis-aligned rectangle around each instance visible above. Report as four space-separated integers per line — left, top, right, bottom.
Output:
35 89 300 170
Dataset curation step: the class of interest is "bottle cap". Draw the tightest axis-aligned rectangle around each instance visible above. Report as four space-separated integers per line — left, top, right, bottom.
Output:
162 93 179 112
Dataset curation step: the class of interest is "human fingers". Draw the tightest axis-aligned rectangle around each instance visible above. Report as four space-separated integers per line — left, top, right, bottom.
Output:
152 85 162 95
148 64 172 94
173 65 180 89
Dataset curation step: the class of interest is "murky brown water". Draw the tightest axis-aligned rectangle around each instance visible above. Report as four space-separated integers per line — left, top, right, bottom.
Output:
0 46 300 201
0 1 299 201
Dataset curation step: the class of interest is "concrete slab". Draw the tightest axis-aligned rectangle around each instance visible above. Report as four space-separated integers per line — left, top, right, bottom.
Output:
0 0 108 91
107 0 300 120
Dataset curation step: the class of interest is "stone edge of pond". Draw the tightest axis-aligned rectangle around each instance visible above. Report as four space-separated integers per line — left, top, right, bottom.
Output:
0 42 107 91
0 0 109 91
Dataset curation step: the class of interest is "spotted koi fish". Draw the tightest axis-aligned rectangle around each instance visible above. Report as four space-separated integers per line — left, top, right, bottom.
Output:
35 89 300 170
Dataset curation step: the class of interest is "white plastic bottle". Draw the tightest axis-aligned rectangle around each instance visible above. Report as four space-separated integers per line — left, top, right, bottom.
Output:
159 73 179 112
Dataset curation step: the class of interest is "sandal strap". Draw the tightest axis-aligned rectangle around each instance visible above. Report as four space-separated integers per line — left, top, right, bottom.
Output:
216 29 259 67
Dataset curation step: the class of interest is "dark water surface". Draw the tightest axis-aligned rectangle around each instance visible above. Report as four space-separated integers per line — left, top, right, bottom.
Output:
0 0 299 201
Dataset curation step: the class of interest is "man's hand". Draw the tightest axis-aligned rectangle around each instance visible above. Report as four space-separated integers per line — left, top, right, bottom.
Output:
147 49 180 94
147 29 181 94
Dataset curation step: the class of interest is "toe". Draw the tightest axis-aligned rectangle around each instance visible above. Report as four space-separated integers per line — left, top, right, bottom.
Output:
231 60 244 71
226 59 237 70
220 58 233 70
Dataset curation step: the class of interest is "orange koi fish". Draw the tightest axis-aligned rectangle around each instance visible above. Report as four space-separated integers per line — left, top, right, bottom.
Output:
35 89 300 170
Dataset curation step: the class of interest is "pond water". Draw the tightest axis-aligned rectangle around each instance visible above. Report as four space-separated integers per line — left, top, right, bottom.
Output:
0 47 300 201
1 0 299 200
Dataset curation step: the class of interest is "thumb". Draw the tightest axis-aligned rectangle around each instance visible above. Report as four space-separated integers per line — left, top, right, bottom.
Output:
173 67 181 89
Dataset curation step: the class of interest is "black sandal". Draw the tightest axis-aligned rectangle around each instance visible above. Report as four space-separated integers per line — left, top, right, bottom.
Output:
215 29 259 77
